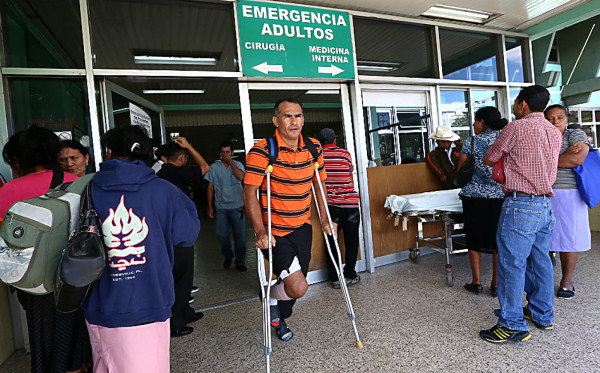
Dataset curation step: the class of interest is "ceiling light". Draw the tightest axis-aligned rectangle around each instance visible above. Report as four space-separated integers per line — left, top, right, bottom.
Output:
134 55 217 65
143 89 205 94
305 90 340 95
422 5 495 24
357 60 401 73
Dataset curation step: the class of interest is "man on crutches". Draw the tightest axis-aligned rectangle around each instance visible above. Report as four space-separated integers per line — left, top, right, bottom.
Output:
244 98 331 343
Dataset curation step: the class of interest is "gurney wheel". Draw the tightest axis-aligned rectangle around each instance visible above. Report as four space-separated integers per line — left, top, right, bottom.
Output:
409 250 419 263
446 272 454 287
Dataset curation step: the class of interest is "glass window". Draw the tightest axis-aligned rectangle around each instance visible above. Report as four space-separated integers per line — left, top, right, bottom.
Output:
568 110 579 124
440 90 470 142
353 18 436 78
505 37 525 83
7 78 95 170
364 106 429 166
472 90 498 111
2 0 84 68
89 0 237 71
581 110 593 123
509 87 522 121
582 125 596 148
595 110 600 123
440 28 499 82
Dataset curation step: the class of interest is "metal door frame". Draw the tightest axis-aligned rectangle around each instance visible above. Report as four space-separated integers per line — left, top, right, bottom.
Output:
99 79 166 144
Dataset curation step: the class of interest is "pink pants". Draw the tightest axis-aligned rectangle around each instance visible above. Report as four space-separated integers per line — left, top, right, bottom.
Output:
86 319 170 373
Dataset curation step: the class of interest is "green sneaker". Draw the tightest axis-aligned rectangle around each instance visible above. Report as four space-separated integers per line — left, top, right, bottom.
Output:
523 307 554 330
479 324 531 344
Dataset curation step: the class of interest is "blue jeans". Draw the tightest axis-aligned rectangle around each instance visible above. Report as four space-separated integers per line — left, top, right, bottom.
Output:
495 195 556 330
216 208 247 266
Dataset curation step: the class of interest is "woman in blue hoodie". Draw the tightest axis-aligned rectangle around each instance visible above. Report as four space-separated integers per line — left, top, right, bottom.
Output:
84 126 200 373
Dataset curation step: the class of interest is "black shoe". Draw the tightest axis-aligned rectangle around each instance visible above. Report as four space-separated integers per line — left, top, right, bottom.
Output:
191 285 199 294
464 283 483 294
269 304 293 341
188 296 194 304
557 287 575 299
171 326 193 337
187 311 204 324
523 307 553 330
236 265 247 272
274 319 293 341
490 286 497 297
223 259 232 269
479 324 531 344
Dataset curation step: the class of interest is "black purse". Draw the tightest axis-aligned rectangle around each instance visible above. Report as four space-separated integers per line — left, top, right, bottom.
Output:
454 137 476 188
55 183 106 313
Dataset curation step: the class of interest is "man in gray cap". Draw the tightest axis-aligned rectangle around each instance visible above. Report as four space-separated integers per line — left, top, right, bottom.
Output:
317 128 361 288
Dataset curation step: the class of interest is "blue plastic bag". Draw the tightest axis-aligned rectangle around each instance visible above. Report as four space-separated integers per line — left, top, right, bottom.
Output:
573 148 600 209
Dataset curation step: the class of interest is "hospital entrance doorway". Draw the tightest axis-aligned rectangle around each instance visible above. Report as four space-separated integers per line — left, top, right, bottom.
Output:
241 82 367 283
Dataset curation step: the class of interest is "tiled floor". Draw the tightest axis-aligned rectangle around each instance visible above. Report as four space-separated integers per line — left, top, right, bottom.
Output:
2 232 599 372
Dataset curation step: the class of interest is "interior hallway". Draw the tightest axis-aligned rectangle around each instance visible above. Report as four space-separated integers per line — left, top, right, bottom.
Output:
2 233 599 372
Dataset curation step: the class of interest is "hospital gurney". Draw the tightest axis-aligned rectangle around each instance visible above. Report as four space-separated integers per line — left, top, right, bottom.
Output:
384 189 466 286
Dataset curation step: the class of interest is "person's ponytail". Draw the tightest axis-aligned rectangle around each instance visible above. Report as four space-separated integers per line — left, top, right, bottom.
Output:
101 126 152 164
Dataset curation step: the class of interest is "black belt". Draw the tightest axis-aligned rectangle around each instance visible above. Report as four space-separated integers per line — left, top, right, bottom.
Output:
505 191 549 198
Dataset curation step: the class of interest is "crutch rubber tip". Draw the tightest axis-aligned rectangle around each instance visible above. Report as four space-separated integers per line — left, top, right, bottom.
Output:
356 341 363 349
265 165 274 173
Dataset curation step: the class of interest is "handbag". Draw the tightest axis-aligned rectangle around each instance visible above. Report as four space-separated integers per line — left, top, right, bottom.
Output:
55 183 106 313
573 148 600 209
492 156 506 184
454 137 476 187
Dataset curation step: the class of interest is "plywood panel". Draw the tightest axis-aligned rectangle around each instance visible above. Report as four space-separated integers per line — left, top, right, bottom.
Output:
367 163 445 257
308 200 360 272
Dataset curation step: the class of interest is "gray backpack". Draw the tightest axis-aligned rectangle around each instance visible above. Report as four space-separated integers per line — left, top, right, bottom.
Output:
0 173 94 294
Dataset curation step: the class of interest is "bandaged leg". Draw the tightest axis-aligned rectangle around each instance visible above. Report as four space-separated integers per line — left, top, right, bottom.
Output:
270 256 301 301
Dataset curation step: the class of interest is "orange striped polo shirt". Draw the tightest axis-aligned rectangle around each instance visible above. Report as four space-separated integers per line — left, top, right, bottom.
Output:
244 129 327 237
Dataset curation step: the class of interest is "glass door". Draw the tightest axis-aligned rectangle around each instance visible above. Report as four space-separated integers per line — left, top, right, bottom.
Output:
100 80 166 146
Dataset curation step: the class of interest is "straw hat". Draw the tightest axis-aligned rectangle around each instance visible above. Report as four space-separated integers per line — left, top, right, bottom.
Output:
428 126 460 141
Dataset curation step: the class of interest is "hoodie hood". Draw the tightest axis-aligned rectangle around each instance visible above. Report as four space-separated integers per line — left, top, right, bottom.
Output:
93 159 157 192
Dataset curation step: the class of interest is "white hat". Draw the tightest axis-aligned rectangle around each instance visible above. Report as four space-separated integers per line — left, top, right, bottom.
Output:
428 126 460 141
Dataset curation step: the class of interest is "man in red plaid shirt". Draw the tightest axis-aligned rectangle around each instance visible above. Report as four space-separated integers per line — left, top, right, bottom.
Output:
480 85 562 344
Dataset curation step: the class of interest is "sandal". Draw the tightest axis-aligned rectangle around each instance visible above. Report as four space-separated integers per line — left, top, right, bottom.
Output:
557 287 575 299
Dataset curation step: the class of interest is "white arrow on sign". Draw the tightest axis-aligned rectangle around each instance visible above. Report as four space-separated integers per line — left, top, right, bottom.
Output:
253 62 283 75
318 64 344 77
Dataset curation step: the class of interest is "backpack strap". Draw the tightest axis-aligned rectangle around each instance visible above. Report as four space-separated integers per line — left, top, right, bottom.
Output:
266 137 279 167
302 135 320 166
265 135 320 168
50 170 65 189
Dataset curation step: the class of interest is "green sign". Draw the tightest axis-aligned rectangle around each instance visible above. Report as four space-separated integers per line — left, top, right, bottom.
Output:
237 0 355 79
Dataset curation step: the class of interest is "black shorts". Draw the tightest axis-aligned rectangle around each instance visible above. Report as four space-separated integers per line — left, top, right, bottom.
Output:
262 223 312 277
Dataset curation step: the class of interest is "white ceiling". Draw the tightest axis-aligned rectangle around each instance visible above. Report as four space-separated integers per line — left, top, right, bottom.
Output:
273 0 591 31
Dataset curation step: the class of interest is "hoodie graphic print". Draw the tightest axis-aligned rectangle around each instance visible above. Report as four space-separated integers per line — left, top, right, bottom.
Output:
103 195 149 272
